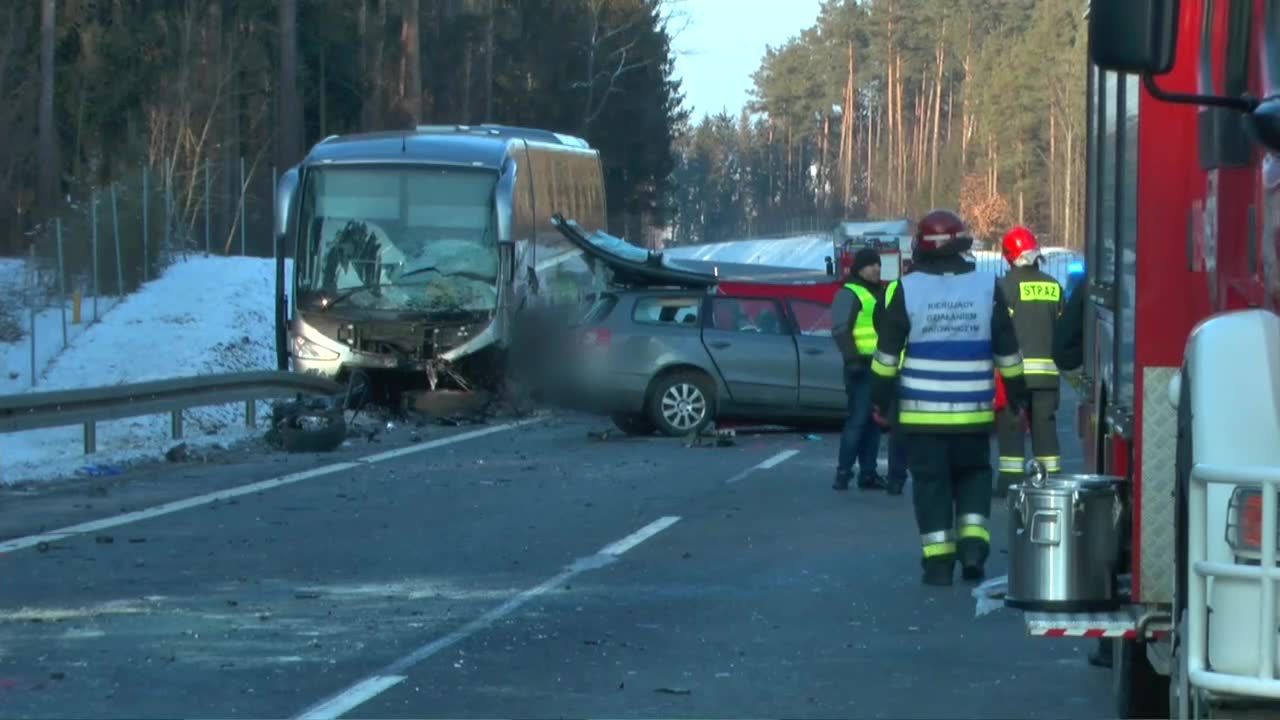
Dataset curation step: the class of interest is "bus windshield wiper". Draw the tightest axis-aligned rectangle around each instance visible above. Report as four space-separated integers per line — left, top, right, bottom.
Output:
396 265 494 283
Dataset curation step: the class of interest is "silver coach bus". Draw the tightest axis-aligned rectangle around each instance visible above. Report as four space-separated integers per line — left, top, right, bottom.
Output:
272 124 609 391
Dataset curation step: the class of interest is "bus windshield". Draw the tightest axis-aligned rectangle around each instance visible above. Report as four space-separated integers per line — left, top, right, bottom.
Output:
295 165 500 314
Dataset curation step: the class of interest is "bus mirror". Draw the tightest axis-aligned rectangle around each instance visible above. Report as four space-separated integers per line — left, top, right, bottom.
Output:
495 166 515 244
1088 0 1179 76
1247 99 1280 154
275 167 299 239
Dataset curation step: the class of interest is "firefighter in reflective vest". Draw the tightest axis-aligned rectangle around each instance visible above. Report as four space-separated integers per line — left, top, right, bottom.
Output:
876 280 910 496
831 248 888 491
870 210 1029 586
994 227 1066 497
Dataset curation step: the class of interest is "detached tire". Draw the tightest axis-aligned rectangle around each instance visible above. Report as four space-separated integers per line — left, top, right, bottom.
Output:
611 413 656 436
647 371 714 437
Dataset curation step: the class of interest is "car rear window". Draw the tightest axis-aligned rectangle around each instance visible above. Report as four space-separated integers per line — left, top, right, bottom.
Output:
632 296 701 327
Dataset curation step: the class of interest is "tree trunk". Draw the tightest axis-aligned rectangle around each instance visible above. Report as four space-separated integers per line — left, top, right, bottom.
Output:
319 47 328 137
843 40 856 211
1049 107 1057 241
276 0 302 170
960 16 972 170
1065 128 1074 247
37 0 58 210
401 0 423 125
895 53 905 213
484 0 495 120
929 28 945 208
820 113 830 208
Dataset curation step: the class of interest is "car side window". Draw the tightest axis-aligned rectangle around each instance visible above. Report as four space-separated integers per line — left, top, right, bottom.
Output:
710 298 787 335
788 300 833 337
632 296 701 327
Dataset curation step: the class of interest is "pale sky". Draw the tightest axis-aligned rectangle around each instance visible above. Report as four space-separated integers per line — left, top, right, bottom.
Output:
669 0 824 122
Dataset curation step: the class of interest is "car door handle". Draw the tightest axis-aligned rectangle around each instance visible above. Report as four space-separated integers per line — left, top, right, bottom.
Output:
804 348 824 356
708 340 732 349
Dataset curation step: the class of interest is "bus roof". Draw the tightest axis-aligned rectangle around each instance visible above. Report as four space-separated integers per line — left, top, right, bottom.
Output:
304 125 593 169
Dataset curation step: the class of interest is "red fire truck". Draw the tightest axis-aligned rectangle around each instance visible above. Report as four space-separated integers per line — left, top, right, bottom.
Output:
1012 2 1280 718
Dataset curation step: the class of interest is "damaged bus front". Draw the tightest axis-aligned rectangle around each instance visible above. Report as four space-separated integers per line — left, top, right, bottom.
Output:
272 125 607 393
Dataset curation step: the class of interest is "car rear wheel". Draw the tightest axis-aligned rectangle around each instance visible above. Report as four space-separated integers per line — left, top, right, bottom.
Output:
648 371 714 437
611 413 655 436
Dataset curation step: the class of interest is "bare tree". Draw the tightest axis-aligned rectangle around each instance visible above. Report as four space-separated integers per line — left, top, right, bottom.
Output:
277 0 302 169
401 0 423 125
37 0 57 210
575 0 651 133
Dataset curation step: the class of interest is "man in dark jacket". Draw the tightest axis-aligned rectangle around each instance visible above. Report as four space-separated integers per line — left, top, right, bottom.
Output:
994 227 1066 497
1053 276 1088 372
871 210 1028 586
831 248 888 491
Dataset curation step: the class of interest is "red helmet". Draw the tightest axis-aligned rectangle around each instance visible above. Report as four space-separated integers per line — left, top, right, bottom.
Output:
1001 226 1041 266
913 209 972 257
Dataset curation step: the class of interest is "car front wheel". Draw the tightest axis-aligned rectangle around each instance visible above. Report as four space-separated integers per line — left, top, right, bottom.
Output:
648 371 714 437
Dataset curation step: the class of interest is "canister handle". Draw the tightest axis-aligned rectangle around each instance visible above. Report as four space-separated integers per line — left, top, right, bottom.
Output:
1025 458 1048 488
1030 510 1061 545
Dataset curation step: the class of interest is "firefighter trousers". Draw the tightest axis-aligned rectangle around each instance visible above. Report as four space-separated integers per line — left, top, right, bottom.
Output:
906 432 992 567
996 388 1061 494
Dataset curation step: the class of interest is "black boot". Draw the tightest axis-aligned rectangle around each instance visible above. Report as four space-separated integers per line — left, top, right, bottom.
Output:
993 475 1017 499
833 470 851 491
958 538 989 582
857 473 887 491
1087 638 1113 668
921 556 954 586
885 476 906 496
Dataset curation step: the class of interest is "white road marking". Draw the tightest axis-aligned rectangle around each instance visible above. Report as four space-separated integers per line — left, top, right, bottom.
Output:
297 675 407 720
725 447 802 484
0 418 544 555
292 515 682 720
758 448 800 469
596 515 681 556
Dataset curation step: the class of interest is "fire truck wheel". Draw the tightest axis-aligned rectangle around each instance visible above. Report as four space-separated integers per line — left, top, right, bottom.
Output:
1113 637 1170 719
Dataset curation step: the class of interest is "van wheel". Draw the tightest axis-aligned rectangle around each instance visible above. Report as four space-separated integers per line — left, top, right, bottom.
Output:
1113 638 1170 719
611 413 655 436
648 371 714 437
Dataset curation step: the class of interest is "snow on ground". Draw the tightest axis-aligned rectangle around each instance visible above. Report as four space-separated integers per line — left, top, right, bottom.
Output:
1 258 124 395
665 234 832 270
0 256 279 484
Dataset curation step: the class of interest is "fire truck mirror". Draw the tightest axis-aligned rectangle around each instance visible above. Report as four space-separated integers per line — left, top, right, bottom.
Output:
1087 0 1178 76
1246 99 1280 155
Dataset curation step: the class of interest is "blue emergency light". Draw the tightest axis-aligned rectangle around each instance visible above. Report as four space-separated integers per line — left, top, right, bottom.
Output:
1066 260 1085 296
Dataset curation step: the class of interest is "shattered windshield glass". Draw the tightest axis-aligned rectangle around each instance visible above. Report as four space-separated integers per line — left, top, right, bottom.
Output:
296 165 499 314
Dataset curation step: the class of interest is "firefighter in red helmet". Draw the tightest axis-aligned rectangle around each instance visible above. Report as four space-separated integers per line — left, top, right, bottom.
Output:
994 226 1066 497
871 209 1028 586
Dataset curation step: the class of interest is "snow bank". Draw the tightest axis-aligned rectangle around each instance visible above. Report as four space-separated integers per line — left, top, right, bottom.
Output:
665 234 831 270
666 236 1083 287
0 256 279 484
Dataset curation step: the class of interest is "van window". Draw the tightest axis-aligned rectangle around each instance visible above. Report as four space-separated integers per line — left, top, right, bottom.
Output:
633 296 701 327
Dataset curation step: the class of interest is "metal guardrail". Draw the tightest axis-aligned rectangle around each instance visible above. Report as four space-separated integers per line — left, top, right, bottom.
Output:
0 371 344 454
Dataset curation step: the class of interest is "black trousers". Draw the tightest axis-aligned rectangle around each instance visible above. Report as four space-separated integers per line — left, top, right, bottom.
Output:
996 388 1061 492
906 432 993 559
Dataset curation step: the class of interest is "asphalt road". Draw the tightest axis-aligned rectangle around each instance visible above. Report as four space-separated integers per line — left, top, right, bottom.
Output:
0 387 1109 718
